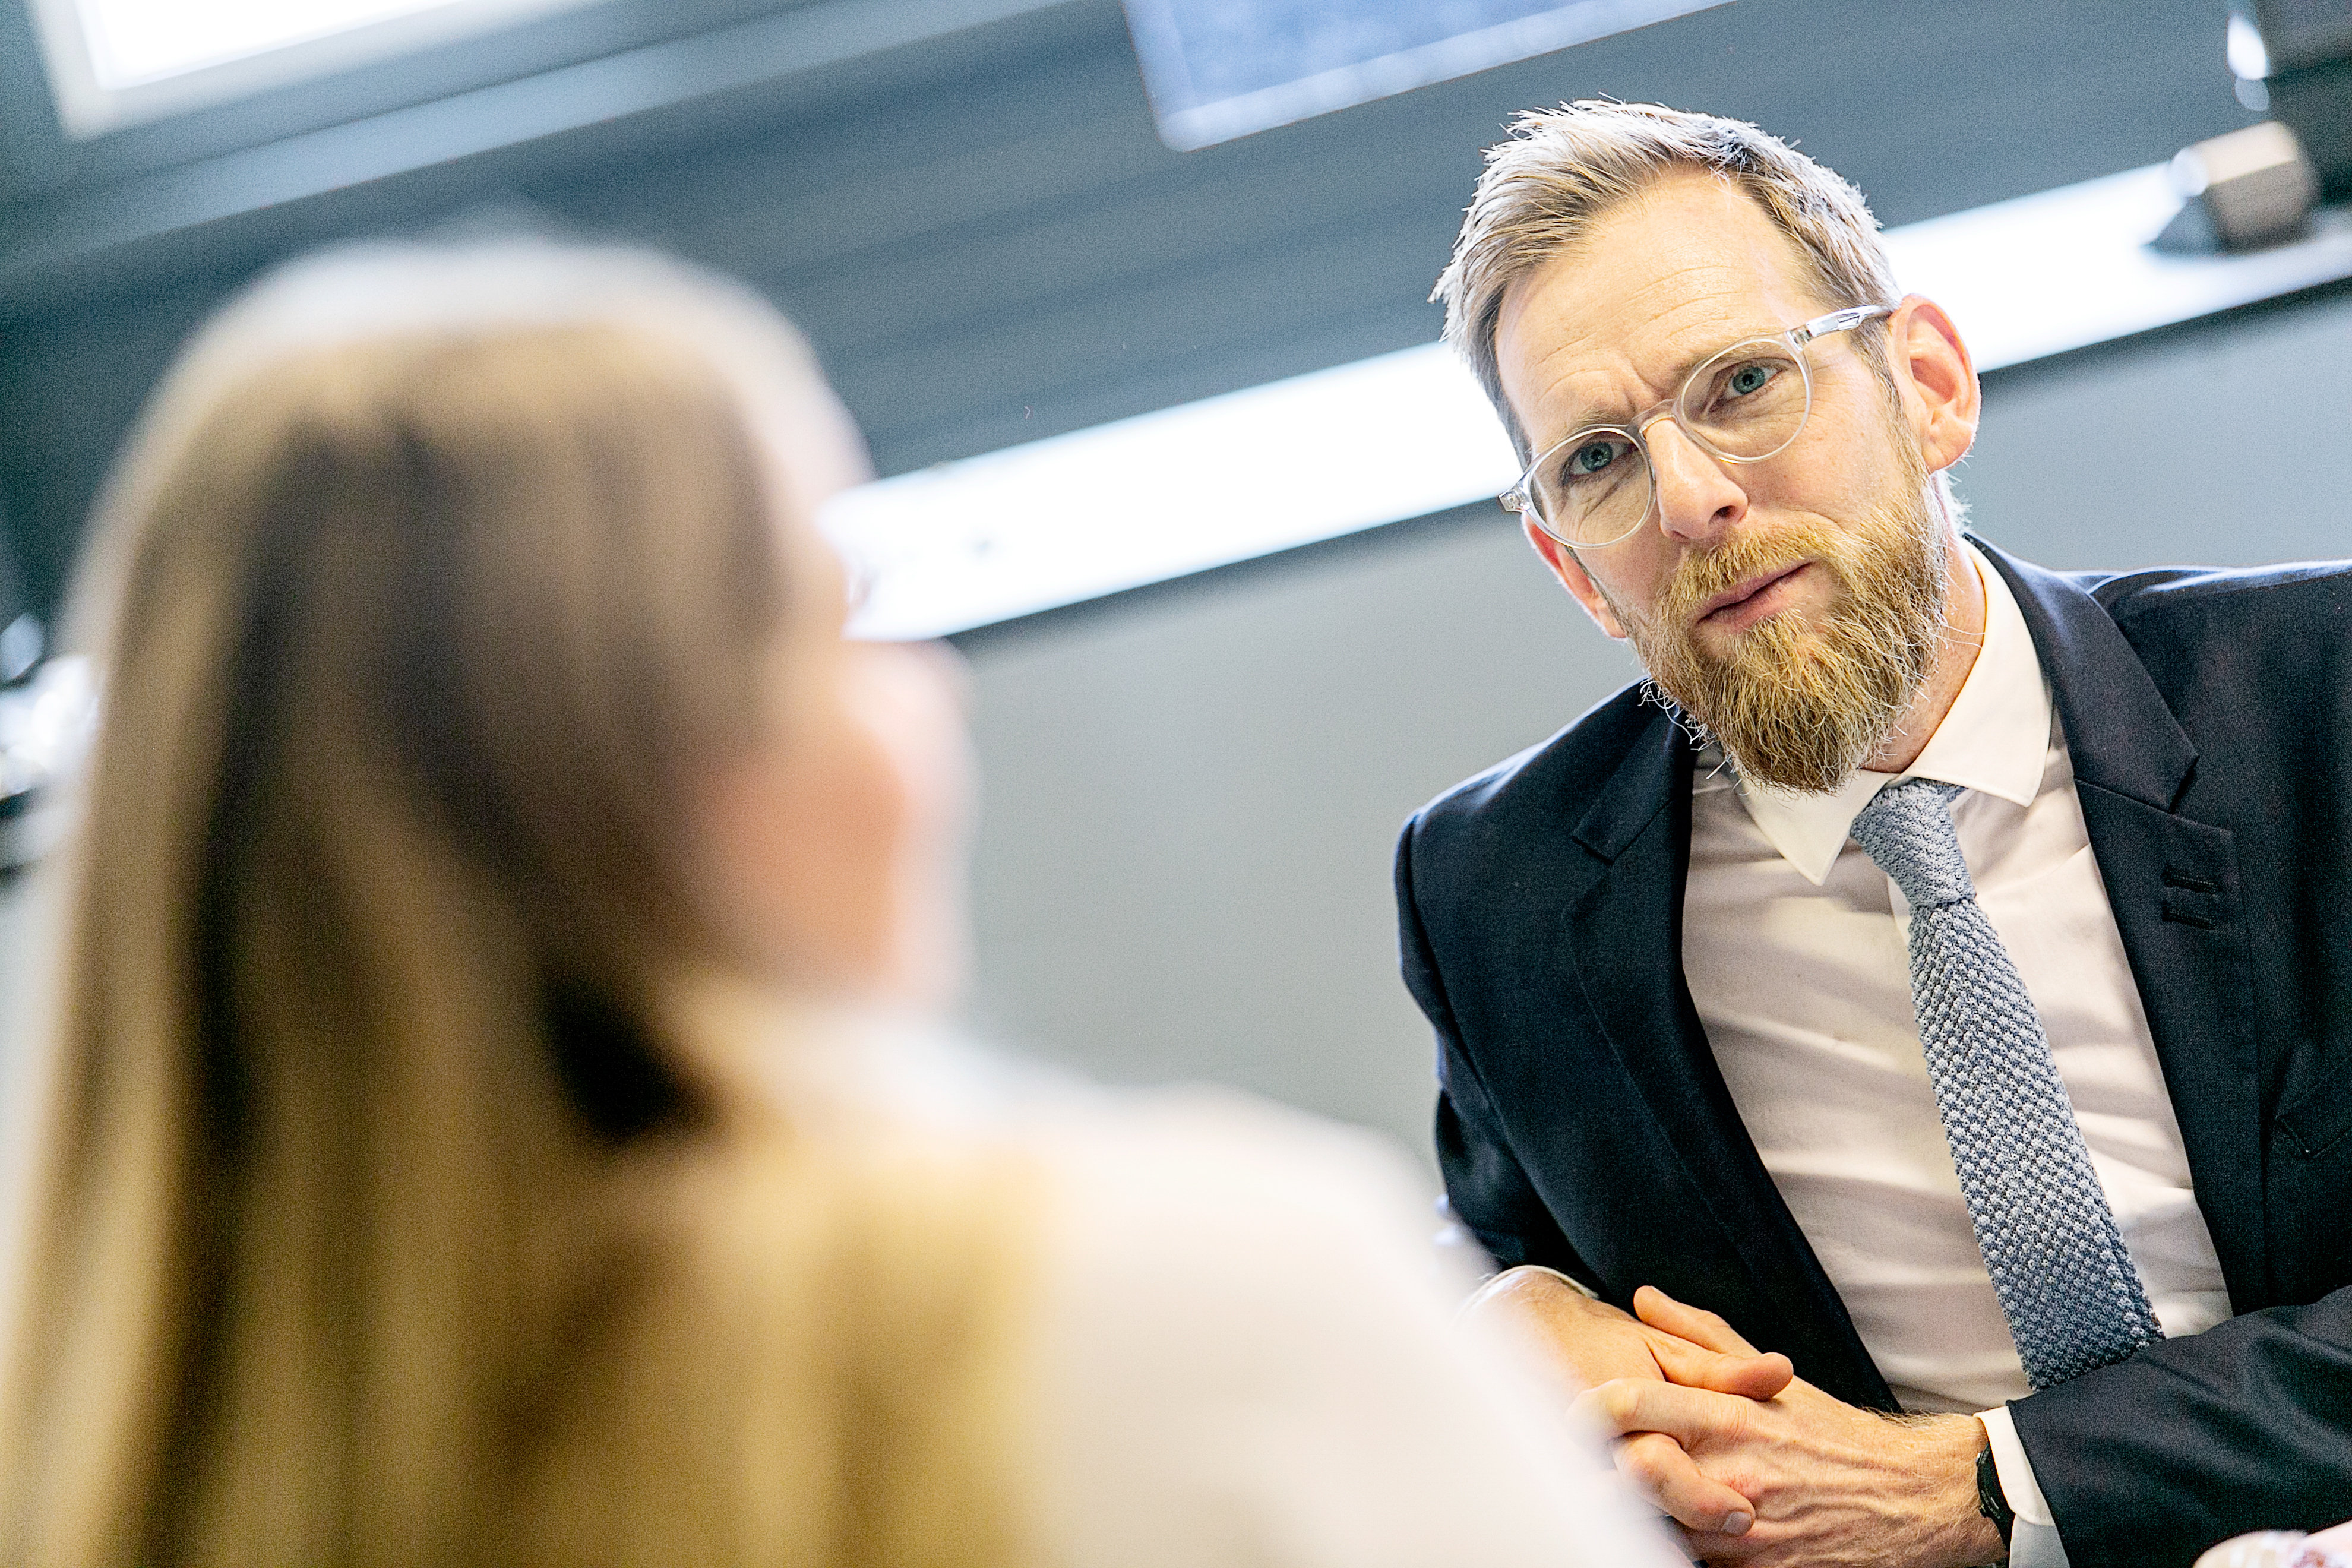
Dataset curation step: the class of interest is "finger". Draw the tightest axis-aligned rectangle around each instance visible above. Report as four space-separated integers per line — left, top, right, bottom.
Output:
1575 1377 1757 1451
1646 1331 1794 1401
1634 1285 1763 1357
1612 1430 1757 1537
1681 1521 1767 1565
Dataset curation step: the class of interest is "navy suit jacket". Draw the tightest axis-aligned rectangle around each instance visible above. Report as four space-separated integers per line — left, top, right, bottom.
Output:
1397 541 2352 1566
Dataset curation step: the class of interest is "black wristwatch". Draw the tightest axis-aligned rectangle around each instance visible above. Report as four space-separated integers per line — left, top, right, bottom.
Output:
1976 1444 2016 1548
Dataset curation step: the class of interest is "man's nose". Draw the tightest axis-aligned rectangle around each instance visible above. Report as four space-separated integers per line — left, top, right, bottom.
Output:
1642 416 1748 543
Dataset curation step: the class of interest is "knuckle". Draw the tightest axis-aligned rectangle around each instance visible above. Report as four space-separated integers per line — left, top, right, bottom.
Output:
1596 1379 1646 1425
1618 1433 1679 1487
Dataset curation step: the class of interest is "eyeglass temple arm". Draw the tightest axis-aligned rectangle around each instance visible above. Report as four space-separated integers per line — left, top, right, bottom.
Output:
1788 303 1896 346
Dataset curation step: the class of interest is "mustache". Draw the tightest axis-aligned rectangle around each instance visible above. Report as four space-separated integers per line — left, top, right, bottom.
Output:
1655 529 1835 633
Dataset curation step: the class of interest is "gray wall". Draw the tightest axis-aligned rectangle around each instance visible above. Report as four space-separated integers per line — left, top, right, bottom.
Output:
0 872 34 1064
953 283 2352 1176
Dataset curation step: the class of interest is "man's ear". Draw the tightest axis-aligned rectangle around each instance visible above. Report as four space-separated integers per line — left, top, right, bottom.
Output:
1525 519 1629 640
1887 293 1978 477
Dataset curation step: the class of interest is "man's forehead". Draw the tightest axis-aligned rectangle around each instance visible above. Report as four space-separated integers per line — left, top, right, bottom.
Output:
1495 175 1826 435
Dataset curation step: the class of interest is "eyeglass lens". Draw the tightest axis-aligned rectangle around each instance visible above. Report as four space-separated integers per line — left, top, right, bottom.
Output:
1525 338 1813 547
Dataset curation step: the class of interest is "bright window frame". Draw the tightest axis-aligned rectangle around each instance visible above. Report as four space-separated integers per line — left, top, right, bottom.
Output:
26 0 608 136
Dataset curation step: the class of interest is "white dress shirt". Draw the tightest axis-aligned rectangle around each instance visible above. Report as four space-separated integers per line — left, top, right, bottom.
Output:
1678 546 2230 1560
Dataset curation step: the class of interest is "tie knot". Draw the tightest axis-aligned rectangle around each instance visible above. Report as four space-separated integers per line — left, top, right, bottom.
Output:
1850 778 1974 909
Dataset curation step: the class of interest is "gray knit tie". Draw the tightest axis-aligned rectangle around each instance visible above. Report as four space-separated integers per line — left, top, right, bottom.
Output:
1849 778 2162 1389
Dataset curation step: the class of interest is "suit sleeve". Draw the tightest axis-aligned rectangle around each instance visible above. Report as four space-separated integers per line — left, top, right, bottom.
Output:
1395 813 1586 1281
2013 1287 2352 1567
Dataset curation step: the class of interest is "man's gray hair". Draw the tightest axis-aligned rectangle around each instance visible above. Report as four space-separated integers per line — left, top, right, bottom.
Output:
1433 101 1901 457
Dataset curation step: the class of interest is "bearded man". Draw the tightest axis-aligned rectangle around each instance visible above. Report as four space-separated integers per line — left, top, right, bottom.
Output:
1397 101 2352 1568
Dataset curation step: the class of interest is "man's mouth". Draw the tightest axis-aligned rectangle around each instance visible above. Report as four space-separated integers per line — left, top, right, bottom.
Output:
1695 561 1811 632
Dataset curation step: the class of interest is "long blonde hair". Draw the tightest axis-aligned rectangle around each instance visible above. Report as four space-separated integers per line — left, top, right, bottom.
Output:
0 244 1037 1568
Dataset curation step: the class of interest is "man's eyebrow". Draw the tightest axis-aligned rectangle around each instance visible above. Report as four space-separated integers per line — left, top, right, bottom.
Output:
1541 362 1681 445
1542 328 1784 442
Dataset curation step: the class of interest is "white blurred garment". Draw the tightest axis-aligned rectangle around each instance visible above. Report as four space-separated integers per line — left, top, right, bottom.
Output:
1023 1088 1677 1568
786 1015 1681 1568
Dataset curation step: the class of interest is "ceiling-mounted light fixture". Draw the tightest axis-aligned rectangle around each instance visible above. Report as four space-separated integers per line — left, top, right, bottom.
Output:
1120 0 1730 151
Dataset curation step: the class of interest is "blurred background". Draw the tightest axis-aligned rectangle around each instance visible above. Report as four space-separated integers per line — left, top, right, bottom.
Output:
1 0 2347 1177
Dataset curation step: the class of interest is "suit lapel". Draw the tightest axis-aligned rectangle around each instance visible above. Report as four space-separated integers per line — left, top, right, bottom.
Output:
1981 543 2269 1306
1560 714 1893 1406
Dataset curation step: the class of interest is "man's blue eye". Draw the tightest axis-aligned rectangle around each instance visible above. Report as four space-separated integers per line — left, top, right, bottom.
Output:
1727 362 1776 396
1566 438 1624 478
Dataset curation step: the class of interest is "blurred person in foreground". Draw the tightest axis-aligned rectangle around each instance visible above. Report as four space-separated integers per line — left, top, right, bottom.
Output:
0 241 1683 1568
1401 102 2352 1567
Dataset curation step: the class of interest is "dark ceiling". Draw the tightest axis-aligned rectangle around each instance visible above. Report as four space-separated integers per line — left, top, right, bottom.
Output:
0 0 2249 615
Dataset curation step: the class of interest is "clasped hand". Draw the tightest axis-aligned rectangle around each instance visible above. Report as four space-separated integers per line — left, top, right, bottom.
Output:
1462 1270 1997 1567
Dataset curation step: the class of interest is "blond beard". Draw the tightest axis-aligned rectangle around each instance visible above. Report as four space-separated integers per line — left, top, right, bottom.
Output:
1599 470 1950 795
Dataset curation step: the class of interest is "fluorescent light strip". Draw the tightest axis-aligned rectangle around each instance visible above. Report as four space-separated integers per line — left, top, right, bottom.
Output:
826 163 2352 641
826 340 1519 640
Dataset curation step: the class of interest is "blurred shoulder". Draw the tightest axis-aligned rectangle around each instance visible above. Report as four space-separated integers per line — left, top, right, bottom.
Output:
1012 1083 1680 1568
1023 1082 1438 1248
713 1024 1679 1567
785 1022 1449 1279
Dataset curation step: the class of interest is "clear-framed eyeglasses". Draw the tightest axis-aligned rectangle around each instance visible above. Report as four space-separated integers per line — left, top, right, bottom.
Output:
1500 304 1895 551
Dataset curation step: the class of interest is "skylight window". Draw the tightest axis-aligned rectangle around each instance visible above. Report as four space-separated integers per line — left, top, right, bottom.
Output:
29 0 605 135
1120 0 1732 151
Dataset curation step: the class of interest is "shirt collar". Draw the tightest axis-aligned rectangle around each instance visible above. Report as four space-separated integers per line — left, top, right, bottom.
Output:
1706 542 2053 886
